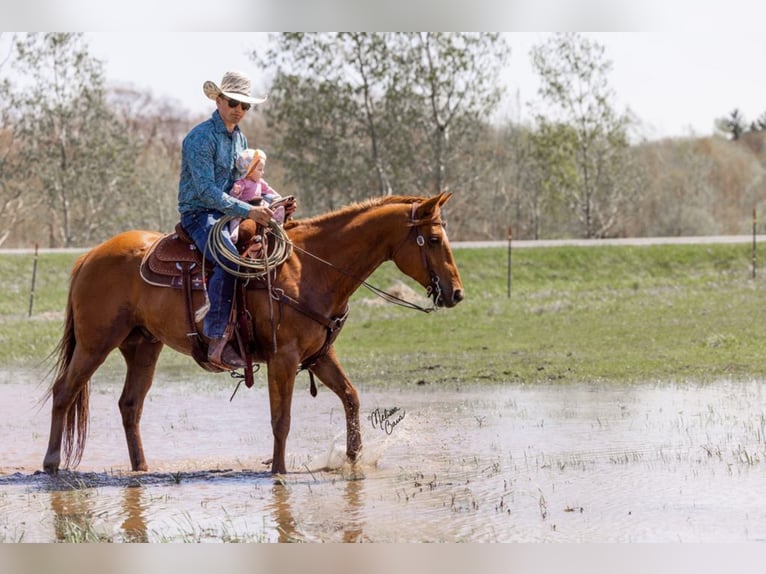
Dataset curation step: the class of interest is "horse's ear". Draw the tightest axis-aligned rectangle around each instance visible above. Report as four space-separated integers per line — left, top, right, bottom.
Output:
415 192 451 219
415 194 442 218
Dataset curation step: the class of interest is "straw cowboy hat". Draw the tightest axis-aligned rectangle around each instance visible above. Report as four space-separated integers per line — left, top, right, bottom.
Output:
203 71 267 105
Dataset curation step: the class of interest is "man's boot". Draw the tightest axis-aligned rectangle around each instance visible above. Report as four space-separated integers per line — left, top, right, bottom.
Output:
207 337 246 370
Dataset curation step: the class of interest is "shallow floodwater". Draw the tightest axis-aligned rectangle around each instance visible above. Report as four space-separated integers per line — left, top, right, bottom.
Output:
2 369 766 542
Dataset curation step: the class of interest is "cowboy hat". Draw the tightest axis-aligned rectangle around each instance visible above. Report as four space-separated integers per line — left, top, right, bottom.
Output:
203 71 268 105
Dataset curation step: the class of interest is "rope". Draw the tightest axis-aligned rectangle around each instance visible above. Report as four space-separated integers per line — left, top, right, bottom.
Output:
195 216 292 322
206 216 293 279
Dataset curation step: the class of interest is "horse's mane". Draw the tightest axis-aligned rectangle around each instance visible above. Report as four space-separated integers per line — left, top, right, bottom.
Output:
285 195 424 230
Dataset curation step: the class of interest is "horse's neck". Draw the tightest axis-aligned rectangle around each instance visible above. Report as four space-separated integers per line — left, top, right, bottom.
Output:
293 209 400 306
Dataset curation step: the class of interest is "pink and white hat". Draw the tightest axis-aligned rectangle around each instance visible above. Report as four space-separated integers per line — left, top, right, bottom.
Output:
236 148 268 179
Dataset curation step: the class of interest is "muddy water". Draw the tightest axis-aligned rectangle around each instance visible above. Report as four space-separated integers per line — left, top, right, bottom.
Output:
2 369 766 542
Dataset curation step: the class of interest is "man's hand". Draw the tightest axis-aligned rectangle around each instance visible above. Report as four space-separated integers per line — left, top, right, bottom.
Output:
247 205 274 226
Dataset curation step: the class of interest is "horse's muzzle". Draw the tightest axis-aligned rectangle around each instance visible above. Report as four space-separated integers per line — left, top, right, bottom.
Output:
438 287 464 308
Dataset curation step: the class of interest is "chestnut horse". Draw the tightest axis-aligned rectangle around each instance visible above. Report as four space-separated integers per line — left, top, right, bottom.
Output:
43 192 463 475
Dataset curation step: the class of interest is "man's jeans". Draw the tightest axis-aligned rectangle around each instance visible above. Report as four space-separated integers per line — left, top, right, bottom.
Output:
181 210 239 339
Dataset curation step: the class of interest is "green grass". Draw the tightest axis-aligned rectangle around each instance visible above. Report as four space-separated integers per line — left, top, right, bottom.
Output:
3 243 766 385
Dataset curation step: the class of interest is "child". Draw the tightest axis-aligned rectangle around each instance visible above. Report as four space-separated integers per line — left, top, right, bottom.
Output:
229 148 294 251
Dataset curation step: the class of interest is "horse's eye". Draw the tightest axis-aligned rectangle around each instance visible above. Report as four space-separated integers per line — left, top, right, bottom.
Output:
429 235 441 246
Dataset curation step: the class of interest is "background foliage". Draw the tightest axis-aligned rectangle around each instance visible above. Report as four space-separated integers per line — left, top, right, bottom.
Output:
1 32 765 248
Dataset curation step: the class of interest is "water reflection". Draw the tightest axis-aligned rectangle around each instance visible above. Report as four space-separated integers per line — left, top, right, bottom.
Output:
49 487 100 542
267 474 367 542
342 477 365 543
120 484 148 542
269 482 299 542
47 478 149 543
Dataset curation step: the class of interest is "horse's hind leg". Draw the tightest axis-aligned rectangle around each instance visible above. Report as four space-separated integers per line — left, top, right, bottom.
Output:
308 347 362 463
118 330 164 472
43 345 114 474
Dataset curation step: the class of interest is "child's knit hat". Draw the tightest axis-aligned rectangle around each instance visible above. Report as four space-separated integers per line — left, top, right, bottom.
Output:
235 148 267 179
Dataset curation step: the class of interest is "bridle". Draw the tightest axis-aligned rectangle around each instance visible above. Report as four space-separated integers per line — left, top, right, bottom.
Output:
390 201 448 308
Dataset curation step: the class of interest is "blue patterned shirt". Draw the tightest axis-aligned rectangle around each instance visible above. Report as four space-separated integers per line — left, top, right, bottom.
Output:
178 110 252 218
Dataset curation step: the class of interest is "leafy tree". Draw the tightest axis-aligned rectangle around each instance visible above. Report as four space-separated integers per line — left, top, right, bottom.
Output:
715 108 747 140
256 33 391 210
259 72 374 214
530 33 641 238
7 33 138 247
527 122 579 239
750 111 766 132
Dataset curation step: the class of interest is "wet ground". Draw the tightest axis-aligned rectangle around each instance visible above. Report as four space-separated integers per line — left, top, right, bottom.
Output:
2 368 766 542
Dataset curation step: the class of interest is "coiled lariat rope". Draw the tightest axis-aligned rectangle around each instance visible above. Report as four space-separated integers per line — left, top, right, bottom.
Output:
206 216 293 278
194 216 293 323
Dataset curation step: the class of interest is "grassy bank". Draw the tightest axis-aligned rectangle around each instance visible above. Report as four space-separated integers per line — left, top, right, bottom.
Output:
2 242 766 385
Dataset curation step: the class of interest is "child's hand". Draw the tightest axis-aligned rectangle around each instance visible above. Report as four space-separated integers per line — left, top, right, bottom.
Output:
284 198 297 218
272 195 296 211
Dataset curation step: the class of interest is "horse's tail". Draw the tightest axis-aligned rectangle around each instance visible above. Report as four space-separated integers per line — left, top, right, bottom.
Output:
43 254 90 468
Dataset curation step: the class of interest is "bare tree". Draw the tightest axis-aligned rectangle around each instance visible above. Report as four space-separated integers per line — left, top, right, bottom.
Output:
0 33 27 247
257 32 509 221
530 33 640 238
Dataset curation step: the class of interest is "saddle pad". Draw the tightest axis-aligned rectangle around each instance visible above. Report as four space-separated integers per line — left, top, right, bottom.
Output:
139 263 207 290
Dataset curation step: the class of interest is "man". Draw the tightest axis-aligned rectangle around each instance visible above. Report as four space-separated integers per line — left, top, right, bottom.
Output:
178 71 273 370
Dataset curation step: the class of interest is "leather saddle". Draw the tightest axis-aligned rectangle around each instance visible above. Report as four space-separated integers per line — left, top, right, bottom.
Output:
140 223 208 289
139 222 266 381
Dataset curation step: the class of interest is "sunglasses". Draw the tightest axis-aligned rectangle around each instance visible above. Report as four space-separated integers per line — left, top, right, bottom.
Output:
221 95 251 111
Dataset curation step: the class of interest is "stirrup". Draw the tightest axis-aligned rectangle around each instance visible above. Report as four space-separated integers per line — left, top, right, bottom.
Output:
208 338 245 370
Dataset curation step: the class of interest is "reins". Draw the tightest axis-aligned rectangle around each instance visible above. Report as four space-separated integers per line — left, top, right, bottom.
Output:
289 243 438 313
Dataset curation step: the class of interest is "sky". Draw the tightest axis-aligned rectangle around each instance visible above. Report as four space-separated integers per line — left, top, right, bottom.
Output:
79 31 766 141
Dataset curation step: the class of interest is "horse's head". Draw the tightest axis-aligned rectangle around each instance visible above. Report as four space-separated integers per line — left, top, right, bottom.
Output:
392 192 464 308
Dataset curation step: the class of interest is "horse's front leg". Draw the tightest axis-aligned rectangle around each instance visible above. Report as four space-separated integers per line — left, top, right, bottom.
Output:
308 346 361 464
267 356 300 475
